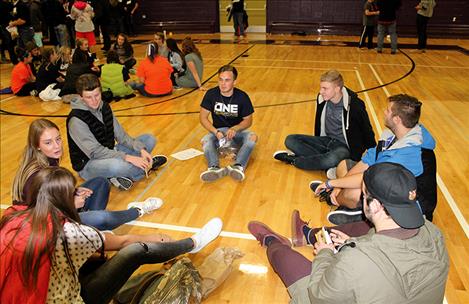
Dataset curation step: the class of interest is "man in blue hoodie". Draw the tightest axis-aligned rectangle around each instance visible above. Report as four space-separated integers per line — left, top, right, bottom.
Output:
312 94 437 224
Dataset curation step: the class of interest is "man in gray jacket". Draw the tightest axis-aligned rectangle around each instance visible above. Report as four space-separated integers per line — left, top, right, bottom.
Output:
248 162 449 303
67 74 167 189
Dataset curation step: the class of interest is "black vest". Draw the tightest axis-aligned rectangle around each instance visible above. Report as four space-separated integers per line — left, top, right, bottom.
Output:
66 102 115 171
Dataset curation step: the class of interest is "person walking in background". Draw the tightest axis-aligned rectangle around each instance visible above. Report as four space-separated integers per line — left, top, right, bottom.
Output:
415 0 436 52
359 0 379 49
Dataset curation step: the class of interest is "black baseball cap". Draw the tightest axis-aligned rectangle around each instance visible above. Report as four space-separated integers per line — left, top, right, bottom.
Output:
363 162 425 229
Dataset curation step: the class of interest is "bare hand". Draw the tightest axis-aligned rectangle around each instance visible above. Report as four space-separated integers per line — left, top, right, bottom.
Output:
313 240 335 255
314 182 327 195
125 155 151 171
198 86 208 91
140 149 153 166
74 192 86 209
76 187 93 198
226 128 236 140
91 66 100 72
329 188 341 206
330 229 350 245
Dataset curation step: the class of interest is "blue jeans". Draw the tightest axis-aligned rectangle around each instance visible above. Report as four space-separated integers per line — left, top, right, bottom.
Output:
377 22 398 52
77 177 139 230
54 24 70 47
285 134 350 170
129 82 171 97
233 12 244 36
202 127 256 169
80 239 194 304
79 134 156 181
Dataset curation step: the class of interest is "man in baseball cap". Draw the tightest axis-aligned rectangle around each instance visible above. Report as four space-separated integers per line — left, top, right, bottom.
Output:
249 162 449 303
363 162 425 229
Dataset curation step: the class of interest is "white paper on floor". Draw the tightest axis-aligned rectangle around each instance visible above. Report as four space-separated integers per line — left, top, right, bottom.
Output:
171 148 204 160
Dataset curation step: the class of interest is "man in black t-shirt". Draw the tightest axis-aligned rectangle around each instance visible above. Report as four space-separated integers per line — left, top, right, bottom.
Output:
199 64 257 182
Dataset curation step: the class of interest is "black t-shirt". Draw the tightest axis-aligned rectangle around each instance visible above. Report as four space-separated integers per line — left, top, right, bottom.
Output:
200 87 254 129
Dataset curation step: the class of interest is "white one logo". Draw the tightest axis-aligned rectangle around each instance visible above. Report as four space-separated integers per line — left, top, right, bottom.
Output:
214 102 238 117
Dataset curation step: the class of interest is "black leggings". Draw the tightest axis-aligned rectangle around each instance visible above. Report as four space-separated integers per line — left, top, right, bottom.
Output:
79 238 194 304
15 82 37 96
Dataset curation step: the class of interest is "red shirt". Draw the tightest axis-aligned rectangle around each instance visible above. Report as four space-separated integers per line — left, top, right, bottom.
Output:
0 206 51 303
11 62 33 94
137 56 173 95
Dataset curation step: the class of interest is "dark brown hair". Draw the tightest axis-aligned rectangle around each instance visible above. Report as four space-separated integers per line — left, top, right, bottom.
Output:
181 37 202 61
388 94 422 128
76 73 101 96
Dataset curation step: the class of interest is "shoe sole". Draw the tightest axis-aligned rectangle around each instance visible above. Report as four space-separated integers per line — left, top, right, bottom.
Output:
150 155 168 171
291 210 306 247
248 221 292 247
229 169 245 181
200 169 227 182
327 210 363 225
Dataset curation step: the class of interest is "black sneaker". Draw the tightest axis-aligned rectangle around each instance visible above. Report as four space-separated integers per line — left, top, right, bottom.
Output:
150 155 168 171
327 206 363 225
273 150 295 164
309 180 323 193
108 176 133 190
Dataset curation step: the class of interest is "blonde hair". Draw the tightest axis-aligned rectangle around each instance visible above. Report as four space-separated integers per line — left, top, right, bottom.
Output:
58 46 72 63
320 70 344 88
12 119 61 203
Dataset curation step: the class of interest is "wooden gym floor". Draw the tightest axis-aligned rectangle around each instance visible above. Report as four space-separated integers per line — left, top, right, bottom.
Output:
1 33 468 303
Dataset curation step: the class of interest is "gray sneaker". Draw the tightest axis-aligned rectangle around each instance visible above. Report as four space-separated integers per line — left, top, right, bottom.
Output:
108 176 133 190
326 167 337 179
227 164 245 181
327 207 363 225
200 166 227 182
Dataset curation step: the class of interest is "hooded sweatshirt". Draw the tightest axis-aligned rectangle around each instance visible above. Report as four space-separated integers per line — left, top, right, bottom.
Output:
70 1 94 32
315 87 376 161
289 220 449 303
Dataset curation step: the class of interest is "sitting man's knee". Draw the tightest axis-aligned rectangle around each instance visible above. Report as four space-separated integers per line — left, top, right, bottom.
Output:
249 133 258 143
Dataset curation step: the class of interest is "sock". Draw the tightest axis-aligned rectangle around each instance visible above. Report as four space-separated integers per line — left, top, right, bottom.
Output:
303 225 313 245
264 236 276 246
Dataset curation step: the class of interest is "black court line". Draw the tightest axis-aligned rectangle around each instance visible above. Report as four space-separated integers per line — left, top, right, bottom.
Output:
0 43 417 118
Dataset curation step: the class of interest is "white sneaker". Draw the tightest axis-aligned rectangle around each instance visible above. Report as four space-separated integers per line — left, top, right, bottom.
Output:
227 164 245 181
189 217 223 253
326 167 337 179
127 197 164 217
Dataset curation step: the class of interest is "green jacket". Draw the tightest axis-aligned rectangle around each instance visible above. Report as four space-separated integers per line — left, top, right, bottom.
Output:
101 63 133 97
289 221 449 304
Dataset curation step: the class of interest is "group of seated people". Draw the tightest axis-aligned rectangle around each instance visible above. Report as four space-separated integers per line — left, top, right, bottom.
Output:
1 52 449 301
5 33 205 101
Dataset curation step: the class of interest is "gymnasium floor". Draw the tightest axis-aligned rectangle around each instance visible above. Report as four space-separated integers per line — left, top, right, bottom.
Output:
1 33 468 303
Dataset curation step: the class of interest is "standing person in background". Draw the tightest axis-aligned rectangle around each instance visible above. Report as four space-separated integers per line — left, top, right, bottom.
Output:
415 0 436 52
43 0 70 47
91 0 111 52
0 0 18 64
376 0 401 54
109 0 125 39
29 0 44 48
123 0 138 36
176 37 205 90
231 0 246 37
70 0 96 53
9 0 34 49
359 0 379 49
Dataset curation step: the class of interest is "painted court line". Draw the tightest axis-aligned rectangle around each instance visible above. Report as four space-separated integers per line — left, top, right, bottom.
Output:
0 95 16 103
367 63 469 238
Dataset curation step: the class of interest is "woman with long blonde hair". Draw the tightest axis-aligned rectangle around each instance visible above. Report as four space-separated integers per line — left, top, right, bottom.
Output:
1 166 222 303
12 118 161 230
